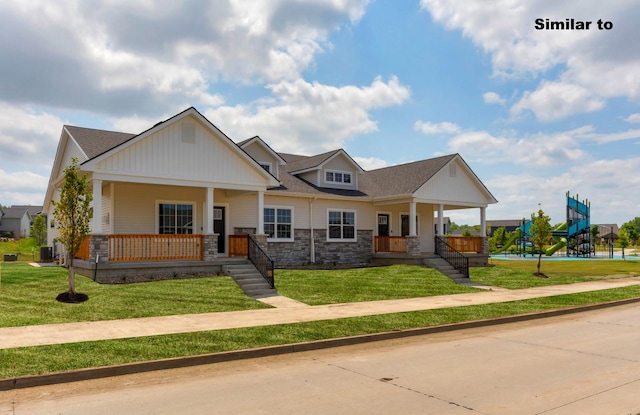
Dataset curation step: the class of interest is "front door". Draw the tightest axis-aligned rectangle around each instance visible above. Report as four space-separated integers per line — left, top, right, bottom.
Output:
213 207 225 254
378 214 389 236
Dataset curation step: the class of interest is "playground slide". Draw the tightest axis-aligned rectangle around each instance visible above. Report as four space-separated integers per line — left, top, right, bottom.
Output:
546 238 566 256
494 229 521 253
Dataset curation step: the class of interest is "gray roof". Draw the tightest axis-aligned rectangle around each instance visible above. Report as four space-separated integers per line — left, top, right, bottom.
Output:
66 125 135 160
11 205 42 216
487 219 524 228
1 207 30 219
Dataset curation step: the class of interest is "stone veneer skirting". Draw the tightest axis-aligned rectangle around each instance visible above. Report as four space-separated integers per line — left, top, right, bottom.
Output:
266 229 373 267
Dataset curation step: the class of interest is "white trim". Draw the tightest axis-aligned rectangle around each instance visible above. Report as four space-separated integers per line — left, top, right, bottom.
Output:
327 208 357 242
264 205 294 242
324 169 353 185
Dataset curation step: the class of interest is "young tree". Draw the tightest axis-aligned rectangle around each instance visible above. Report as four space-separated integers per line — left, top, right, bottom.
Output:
30 214 47 247
529 208 553 276
618 228 630 260
52 158 93 296
590 224 600 252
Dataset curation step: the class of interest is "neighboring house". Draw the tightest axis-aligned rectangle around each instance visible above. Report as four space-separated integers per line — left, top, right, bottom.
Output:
486 219 525 237
0 207 33 238
594 224 619 242
434 216 451 235
43 107 497 280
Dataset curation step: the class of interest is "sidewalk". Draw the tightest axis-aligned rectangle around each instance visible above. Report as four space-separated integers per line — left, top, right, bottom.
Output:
2 277 640 350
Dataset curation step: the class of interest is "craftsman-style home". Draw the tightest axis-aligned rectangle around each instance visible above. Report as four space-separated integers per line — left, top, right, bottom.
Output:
43 107 497 282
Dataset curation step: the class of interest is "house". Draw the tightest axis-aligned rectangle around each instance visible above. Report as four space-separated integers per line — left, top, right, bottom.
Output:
43 107 497 281
594 224 619 243
434 216 451 235
486 219 525 237
0 206 40 238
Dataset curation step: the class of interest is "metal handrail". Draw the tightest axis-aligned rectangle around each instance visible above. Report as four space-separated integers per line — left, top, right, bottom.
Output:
434 236 469 279
247 234 275 288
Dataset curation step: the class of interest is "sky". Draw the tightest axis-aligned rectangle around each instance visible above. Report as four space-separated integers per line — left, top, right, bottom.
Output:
1 0 639 226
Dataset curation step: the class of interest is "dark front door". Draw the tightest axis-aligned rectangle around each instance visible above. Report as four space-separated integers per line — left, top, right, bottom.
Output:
214 207 225 254
378 214 390 236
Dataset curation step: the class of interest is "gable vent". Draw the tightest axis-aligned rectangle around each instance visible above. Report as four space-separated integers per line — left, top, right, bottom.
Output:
181 122 196 144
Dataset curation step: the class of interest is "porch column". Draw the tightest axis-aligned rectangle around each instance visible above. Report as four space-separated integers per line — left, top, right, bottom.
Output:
257 190 264 234
204 187 214 234
480 207 487 237
91 179 102 234
409 201 417 237
437 204 444 235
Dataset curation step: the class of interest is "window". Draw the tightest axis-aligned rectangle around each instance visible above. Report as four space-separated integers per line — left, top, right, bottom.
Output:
264 207 293 241
325 170 352 184
159 203 193 234
259 162 272 173
328 209 356 241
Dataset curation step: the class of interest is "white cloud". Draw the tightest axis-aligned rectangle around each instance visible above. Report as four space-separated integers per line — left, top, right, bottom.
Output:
353 156 388 170
511 81 605 121
625 113 640 124
483 92 506 105
204 76 411 154
0 169 49 206
421 0 640 120
414 121 461 135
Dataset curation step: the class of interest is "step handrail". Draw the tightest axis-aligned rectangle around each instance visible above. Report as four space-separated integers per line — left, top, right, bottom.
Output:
247 234 275 288
434 236 469 279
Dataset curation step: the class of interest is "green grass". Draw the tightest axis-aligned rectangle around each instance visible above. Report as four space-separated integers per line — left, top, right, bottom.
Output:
0 263 270 327
0 238 41 262
1 260 640 379
275 265 480 305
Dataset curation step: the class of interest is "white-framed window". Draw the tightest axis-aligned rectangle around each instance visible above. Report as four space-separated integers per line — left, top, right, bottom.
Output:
259 161 272 173
400 213 420 237
327 209 356 241
264 206 293 241
325 170 352 184
158 202 195 234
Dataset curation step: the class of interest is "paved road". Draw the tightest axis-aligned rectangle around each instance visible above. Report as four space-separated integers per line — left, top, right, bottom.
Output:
3 303 640 415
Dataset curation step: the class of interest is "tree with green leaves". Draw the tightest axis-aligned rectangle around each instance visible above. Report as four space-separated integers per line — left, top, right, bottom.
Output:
30 214 47 247
52 158 93 297
621 217 640 253
618 228 629 260
590 224 600 252
529 208 554 276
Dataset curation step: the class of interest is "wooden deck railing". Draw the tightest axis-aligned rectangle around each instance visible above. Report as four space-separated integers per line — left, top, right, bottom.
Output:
108 234 204 261
445 236 485 254
374 236 408 253
229 235 249 257
74 236 90 261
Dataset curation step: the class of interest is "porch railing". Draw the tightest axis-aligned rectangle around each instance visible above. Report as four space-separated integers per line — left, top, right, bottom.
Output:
445 236 485 254
434 236 469 279
374 236 408 253
74 236 90 261
108 234 204 261
247 234 275 288
229 235 249 256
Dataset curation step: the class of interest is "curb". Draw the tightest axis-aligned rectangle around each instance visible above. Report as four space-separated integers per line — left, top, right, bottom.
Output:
2 297 640 391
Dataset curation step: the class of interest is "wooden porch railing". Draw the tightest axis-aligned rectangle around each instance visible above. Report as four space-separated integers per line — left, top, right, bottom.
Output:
445 236 484 254
108 234 204 261
229 235 249 256
74 236 90 261
374 236 408 253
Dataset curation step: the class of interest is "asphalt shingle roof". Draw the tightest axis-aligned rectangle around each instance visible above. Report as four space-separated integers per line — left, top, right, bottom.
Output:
66 125 136 160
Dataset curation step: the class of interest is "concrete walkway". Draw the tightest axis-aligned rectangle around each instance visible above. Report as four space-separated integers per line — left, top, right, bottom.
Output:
2 277 640 350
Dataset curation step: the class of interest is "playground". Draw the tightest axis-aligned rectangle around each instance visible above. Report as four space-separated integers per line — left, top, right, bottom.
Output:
492 192 636 260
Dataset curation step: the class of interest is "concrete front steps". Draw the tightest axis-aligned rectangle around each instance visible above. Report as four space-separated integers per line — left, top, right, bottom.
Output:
223 260 277 298
423 256 469 284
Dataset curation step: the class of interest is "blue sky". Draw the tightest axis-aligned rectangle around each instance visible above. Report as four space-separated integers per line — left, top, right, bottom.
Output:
1 0 638 226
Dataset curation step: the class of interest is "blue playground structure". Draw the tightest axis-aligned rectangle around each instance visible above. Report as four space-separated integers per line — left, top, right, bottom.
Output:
500 192 591 257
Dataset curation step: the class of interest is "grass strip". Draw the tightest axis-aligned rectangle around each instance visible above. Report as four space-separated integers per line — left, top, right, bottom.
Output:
2 285 639 379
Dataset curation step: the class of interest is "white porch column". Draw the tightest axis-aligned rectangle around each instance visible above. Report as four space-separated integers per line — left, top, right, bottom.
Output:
91 179 102 234
438 204 444 236
480 207 487 237
204 187 214 234
409 201 417 237
257 190 264 234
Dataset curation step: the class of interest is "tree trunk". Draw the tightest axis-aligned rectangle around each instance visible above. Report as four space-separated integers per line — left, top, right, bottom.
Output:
68 255 76 294
537 253 542 275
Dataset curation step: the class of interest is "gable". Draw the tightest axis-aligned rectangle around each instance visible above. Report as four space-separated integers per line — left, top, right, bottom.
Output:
86 114 278 189
414 157 496 207
240 138 284 178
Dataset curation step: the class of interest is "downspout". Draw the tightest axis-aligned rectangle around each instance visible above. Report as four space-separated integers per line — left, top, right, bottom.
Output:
309 197 316 264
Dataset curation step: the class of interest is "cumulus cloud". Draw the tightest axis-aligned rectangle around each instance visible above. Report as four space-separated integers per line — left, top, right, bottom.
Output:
483 92 506 105
625 113 640 123
420 0 640 120
204 76 410 154
414 121 461 135
0 0 370 116
353 156 388 170
0 169 49 205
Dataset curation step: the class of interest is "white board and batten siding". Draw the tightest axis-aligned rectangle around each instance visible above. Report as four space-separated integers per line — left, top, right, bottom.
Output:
414 158 494 207
92 117 273 190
